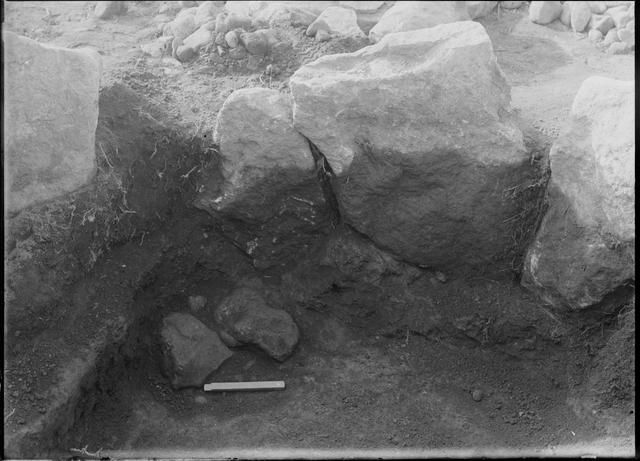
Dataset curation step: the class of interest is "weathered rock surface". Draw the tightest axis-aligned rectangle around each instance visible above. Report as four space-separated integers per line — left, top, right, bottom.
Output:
306 6 365 38
94 1 127 19
529 1 563 25
168 7 198 40
183 25 213 51
560 2 572 26
194 88 328 269
593 14 615 33
251 2 318 27
215 287 300 361
3 31 101 213
339 1 392 33
291 22 537 270
589 1 608 14
466 1 497 19
522 77 635 310
368 1 470 43
608 4 631 28
194 1 224 27
161 313 232 389
571 1 593 32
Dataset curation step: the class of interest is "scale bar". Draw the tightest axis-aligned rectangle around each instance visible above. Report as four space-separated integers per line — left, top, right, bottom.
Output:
204 381 286 392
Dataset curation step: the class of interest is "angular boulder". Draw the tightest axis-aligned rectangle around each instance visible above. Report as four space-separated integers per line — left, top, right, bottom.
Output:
528 1 563 25
522 77 634 310
196 88 319 221
368 1 470 43
291 22 535 270
215 287 300 361
194 88 328 269
161 313 232 389
306 6 366 38
3 31 101 213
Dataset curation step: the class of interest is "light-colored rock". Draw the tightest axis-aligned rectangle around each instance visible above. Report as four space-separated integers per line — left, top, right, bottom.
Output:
94 1 127 19
340 1 385 13
278 1 339 16
608 5 631 28
160 313 232 389
225 30 239 48
369 1 470 43
466 1 497 19
617 27 634 44
169 7 198 40
196 88 316 221
339 0 393 34
529 1 563 25
141 35 174 57
225 11 252 30
588 28 603 41
604 27 620 44
560 2 572 26
606 40 632 53
194 1 224 27
183 24 212 51
316 29 331 41
522 77 634 310
251 2 319 28
224 0 253 17
175 44 197 61
593 14 615 33
239 28 277 56
306 6 365 38
500 1 525 8
589 1 608 13
291 22 535 269
158 2 181 15
3 31 101 212
571 2 592 32
215 287 300 361
188 295 207 311
179 0 198 8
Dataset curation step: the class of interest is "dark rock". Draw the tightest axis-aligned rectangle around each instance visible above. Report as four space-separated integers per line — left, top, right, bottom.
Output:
161 313 232 389
215 287 300 361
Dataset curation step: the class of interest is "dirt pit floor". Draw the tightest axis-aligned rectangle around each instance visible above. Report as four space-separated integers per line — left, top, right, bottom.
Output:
3 2 635 458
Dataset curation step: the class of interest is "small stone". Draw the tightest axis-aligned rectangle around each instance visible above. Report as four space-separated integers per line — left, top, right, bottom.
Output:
215 12 228 35
11 391 19 398
593 14 615 34
607 41 630 53
188 295 207 311
434 271 447 283
228 46 247 59
18 419 25 425
94 1 127 20
219 329 241 347
588 1 607 14
571 2 592 32
472 389 484 402
38 407 46 414
315 29 331 42
560 2 572 26
194 395 207 404
176 44 197 61
604 27 620 44
528 1 563 25
239 29 274 56
617 27 634 45
225 12 251 30
589 28 603 41
225 30 239 48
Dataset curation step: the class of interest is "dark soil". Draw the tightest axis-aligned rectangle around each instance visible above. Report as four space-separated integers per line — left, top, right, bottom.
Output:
3 2 635 458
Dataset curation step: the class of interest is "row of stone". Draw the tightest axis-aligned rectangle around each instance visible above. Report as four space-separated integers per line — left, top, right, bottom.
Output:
194 20 634 312
529 1 635 55
161 287 300 389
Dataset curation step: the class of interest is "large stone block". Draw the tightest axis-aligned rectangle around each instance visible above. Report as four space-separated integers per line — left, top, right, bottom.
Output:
522 77 635 310
291 22 533 270
3 32 101 213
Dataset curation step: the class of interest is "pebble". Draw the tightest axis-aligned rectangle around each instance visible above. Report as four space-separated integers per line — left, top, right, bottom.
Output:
589 28 603 41
617 27 634 44
315 29 331 42
607 41 630 53
434 271 447 283
604 27 620 44
194 395 207 404
188 295 207 311
225 30 239 48
472 389 484 402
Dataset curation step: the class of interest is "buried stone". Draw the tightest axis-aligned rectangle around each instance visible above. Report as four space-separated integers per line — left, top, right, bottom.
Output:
215 287 300 361
161 313 233 389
